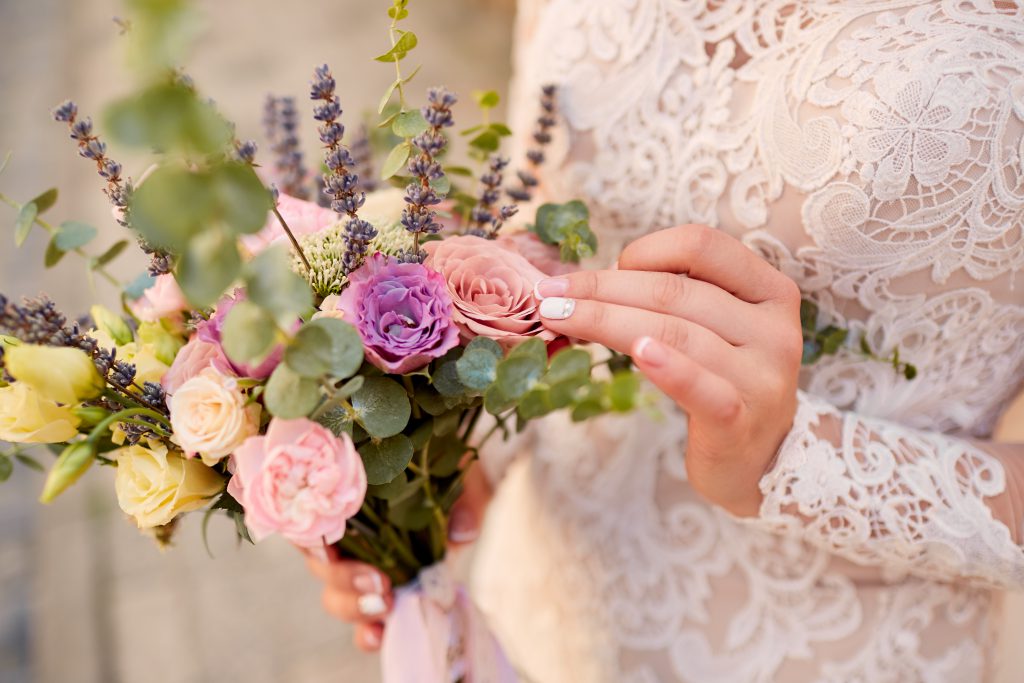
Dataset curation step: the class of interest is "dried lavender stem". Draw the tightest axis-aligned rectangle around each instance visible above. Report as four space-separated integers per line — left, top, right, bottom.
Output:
273 205 312 273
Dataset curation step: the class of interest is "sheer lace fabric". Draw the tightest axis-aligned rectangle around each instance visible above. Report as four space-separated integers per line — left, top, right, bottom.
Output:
472 1 1024 682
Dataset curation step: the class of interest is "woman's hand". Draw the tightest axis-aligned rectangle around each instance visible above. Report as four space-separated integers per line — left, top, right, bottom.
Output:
535 224 803 517
301 462 492 651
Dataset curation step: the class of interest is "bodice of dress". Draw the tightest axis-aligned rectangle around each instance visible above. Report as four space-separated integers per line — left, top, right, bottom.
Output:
471 2 1024 682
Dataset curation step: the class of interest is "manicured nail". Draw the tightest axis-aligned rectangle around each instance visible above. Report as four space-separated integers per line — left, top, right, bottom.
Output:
448 506 479 544
634 336 667 367
534 277 569 299
357 593 388 617
353 572 384 595
539 297 576 320
363 628 381 649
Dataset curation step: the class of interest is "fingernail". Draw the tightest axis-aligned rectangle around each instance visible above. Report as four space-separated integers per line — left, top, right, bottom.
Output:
539 297 576 320
634 336 667 367
363 628 381 649
357 593 388 617
448 506 479 544
534 277 568 299
353 572 384 595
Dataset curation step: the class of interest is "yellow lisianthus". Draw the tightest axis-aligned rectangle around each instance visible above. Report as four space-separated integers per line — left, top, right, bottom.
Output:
0 382 81 443
114 441 224 528
4 345 104 405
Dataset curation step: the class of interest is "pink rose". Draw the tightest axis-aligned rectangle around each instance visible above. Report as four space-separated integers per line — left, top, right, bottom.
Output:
196 290 285 380
242 194 339 255
161 337 234 396
424 235 556 348
130 274 189 323
497 231 579 277
227 418 367 548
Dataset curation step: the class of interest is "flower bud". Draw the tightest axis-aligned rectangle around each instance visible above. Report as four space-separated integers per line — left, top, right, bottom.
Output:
40 441 97 503
90 305 133 346
5 345 105 405
72 406 109 427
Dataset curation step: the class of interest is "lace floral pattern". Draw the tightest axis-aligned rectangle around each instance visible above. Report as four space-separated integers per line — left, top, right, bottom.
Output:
473 2 1024 681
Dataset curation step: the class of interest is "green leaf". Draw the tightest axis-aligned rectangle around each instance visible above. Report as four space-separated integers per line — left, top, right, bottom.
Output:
14 202 37 247
533 200 589 245
571 398 605 422
264 363 321 418
517 388 553 420
359 434 414 485
14 453 44 472
820 326 848 355
124 271 157 300
799 299 819 332
444 165 473 177
430 175 451 196
55 221 98 251
496 356 545 399
859 336 872 356
468 130 500 153
367 471 416 500
315 406 354 438
245 246 313 324
387 490 433 530
802 340 823 365
903 364 918 380
374 30 418 62
351 377 411 439
94 240 130 268
0 454 11 483
177 229 241 307
105 82 232 155
212 163 273 235
414 385 448 416
456 337 503 391
489 122 513 136
473 90 500 109
545 348 591 384
433 360 467 397
284 323 332 378
608 371 640 412
432 409 461 437
483 383 515 415
428 433 465 476
307 317 364 379
44 237 66 268
130 165 212 250
222 301 276 367
392 110 429 138
381 142 412 180
378 79 401 114
28 188 58 214
0 151 11 177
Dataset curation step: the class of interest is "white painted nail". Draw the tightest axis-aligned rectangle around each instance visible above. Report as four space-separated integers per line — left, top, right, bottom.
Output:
353 572 384 595
539 297 576 320
357 593 388 617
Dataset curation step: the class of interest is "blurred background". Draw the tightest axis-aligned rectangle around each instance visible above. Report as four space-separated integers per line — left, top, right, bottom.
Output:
0 1 1022 682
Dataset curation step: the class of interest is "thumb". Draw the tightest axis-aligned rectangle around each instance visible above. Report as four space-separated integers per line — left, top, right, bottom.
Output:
447 463 492 546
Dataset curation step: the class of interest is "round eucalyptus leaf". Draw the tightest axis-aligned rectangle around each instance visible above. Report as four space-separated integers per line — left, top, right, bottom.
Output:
222 301 275 367
177 230 242 308
495 355 545 400
308 317 364 379
212 163 273 235
432 360 466 397
483 383 515 416
264 363 321 419
351 377 411 439
130 165 212 251
359 434 414 485
284 324 333 379
245 246 313 323
545 348 591 384
456 348 499 392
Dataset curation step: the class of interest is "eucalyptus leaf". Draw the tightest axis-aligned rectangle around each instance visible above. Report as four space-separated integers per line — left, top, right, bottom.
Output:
315 406 354 438
367 471 415 500
820 326 848 355
483 383 515 415
374 30 418 62
533 200 589 245
177 229 241 307
359 434 414 485
387 490 433 531
0 455 11 483
245 246 313 324
381 142 412 180
28 188 58 214
351 377 411 439
94 240 130 268
489 122 513 136
212 163 273 235
44 238 66 268
456 341 501 392
307 317 364 379
264 363 321 418
14 203 37 247
545 348 591 384
221 301 276 367
124 271 157 300
14 453 44 472
130 165 212 250
392 110 429 138
378 79 400 114
517 388 553 420
413 385 448 416
608 371 640 412
429 175 451 196
285 323 332 378
799 299 819 332
428 433 465 477
55 221 98 251
468 130 500 153
105 82 232 155
472 90 500 109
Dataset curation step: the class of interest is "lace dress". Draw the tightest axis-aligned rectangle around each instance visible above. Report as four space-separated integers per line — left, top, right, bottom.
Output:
470 2 1024 681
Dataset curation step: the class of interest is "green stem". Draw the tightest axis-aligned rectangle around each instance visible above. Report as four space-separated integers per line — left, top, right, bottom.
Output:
312 379 355 421
419 439 447 559
102 389 172 428
0 192 122 288
87 407 167 445
272 205 312 274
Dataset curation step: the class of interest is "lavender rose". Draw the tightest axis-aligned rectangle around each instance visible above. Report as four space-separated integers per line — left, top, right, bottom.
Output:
335 253 460 374
424 235 556 348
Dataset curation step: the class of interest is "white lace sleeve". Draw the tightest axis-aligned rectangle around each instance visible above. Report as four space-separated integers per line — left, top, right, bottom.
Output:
754 389 1024 589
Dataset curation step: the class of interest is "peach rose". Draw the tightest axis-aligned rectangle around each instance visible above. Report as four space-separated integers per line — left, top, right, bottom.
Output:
227 418 367 548
424 235 556 348
169 368 260 466
242 193 339 255
497 231 579 277
130 274 189 323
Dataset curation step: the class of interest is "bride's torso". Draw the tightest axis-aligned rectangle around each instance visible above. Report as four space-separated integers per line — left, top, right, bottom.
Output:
471 2 1024 681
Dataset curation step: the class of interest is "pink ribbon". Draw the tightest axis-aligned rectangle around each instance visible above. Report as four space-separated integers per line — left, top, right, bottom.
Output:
381 564 517 683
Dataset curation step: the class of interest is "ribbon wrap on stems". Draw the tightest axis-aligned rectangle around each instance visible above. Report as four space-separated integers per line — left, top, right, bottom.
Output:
381 562 517 683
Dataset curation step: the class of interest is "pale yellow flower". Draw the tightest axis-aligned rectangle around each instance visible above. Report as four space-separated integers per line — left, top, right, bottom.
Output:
4 345 104 405
114 441 224 528
0 383 81 443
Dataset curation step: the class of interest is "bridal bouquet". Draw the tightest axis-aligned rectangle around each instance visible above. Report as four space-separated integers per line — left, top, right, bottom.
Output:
0 0 640 679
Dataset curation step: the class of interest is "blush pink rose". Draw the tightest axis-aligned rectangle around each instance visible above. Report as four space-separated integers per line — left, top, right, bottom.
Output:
241 194 339 254
227 418 367 548
130 274 189 323
161 336 235 396
424 235 556 348
497 231 579 277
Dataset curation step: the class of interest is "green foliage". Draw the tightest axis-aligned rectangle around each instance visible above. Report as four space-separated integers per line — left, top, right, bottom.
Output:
14 202 37 247
359 435 415 485
123 0 203 78
177 228 241 307
264 363 321 419
473 90 501 110
381 141 412 180
55 221 98 251
124 271 157 300
221 301 276 367
244 246 313 326
351 377 411 439
392 110 428 138
374 30 418 63
0 454 11 483
308 318 364 379
106 81 232 156
28 188 58 214
455 337 503 391
532 201 598 263
800 297 917 379
94 240 130 269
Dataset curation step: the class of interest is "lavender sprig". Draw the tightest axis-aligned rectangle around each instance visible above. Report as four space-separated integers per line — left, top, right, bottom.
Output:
466 155 518 238
52 100 172 276
400 87 456 262
508 85 557 202
263 96 309 199
311 65 376 274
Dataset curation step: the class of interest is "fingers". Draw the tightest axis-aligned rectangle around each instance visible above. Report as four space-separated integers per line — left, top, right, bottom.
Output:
538 296 742 379
355 623 385 652
448 463 492 546
617 224 800 306
631 336 743 426
304 553 393 624
535 269 759 345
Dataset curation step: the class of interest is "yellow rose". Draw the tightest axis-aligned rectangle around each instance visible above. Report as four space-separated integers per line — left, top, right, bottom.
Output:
0 383 81 443
169 368 260 466
4 345 104 405
114 441 224 528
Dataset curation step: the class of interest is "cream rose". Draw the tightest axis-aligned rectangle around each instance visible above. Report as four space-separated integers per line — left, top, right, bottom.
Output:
114 441 224 528
0 383 81 443
169 369 260 466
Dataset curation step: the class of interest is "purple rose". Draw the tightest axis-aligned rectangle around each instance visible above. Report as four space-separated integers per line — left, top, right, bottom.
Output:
197 290 283 380
336 253 459 374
